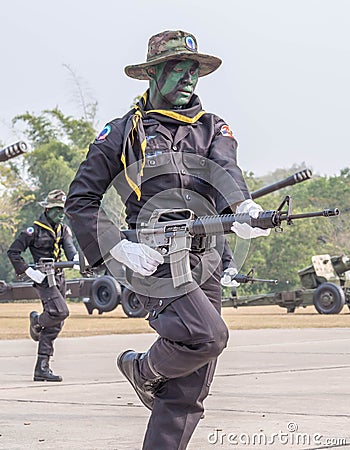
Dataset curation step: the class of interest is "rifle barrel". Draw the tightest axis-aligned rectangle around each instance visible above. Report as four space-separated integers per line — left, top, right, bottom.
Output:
190 207 339 234
286 208 340 220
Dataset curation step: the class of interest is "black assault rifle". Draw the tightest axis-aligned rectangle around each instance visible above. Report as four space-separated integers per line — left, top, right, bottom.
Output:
29 258 77 287
227 269 278 285
122 196 339 288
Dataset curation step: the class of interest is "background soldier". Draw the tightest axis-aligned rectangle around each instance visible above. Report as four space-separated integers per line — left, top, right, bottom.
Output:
65 30 269 449
8 189 78 382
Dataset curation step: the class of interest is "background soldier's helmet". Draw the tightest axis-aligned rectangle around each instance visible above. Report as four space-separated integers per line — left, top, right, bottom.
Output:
39 189 66 209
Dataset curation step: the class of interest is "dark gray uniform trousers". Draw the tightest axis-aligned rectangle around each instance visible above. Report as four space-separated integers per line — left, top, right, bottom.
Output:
137 250 229 450
34 272 69 356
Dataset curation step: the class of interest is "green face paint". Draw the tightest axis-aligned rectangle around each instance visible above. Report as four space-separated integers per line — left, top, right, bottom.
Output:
149 59 199 109
46 207 65 225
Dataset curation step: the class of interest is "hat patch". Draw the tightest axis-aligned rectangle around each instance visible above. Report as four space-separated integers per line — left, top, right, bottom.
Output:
220 125 235 139
96 124 111 141
26 227 34 235
185 36 196 52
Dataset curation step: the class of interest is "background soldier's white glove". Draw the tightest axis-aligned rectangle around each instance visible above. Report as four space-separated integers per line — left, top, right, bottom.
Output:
25 267 46 284
110 240 164 276
231 199 271 239
221 267 240 287
73 253 80 271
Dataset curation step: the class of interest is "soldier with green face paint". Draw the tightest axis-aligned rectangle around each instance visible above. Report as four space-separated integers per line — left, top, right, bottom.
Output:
8 189 78 382
147 59 200 108
46 206 65 225
66 30 268 449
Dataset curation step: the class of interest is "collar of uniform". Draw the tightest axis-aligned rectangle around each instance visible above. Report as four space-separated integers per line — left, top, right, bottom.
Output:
38 212 55 229
151 123 174 141
36 212 62 235
142 118 159 126
173 124 192 146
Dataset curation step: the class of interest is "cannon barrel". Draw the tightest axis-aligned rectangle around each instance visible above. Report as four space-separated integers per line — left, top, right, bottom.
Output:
0 141 28 162
251 169 312 199
331 255 350 276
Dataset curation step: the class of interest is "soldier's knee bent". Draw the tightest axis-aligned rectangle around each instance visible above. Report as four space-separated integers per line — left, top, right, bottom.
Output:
61 309 70 320
209 326 229 358
192 325 228 359
52 309 69 322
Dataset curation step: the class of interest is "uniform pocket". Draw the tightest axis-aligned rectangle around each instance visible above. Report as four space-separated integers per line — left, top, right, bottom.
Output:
182 151 208 170
40 286 68 315
182 151 211 189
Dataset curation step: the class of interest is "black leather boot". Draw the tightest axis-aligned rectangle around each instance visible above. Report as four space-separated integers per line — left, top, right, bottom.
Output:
33 355 62 382
116 350 167 410
29 311 42 342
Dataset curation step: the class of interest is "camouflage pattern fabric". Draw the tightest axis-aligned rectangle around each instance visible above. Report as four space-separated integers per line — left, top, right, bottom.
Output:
125 30 222 80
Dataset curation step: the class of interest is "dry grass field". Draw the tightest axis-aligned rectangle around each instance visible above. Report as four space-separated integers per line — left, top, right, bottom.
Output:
0 300 349 340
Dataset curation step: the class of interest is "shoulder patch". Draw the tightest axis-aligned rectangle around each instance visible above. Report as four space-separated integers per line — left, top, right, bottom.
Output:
220 124 235 139
95 124 111 143
26 227 34 235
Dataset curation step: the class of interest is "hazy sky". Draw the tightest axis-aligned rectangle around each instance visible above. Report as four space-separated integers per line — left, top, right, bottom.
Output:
1 0 349 177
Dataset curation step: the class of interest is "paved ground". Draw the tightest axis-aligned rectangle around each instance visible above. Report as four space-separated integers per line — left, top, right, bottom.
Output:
1 328 350 450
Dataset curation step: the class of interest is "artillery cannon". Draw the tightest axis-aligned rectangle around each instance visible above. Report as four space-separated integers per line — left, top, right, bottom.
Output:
223 254 350 314
251 168 312 199
297 254 350 314
0 141 28 162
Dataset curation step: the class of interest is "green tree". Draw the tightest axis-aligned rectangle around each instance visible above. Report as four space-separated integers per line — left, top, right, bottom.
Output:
0 158 34 280
10 108 96 229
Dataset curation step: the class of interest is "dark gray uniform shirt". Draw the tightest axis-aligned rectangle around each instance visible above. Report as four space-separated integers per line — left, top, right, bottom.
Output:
65 103 250 268
8 213 77 275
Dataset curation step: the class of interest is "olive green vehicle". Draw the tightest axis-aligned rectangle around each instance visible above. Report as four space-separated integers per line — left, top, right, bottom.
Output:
223 254 350 314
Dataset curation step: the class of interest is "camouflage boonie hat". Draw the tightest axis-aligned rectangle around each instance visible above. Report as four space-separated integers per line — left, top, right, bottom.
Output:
124 30 222 80
39 189 66 209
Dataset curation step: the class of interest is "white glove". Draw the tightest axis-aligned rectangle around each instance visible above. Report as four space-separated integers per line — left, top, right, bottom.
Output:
110 240 164 277
236 199 264 219
73 253 80 271
221 267 240 287
25 267 46 284
232 199 271 239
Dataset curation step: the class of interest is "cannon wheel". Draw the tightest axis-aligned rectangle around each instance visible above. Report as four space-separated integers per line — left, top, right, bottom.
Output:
313 282 345 314
121 288 148 318
90 276 121 313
